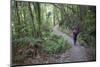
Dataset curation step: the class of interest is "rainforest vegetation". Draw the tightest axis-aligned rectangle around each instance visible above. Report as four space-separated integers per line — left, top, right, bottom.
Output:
11 1 96 66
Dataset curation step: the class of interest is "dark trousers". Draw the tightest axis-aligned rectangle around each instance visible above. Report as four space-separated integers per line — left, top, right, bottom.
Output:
73 35 77 45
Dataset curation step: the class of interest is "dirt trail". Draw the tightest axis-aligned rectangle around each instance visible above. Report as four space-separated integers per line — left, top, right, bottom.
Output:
23 25 95 65
52 24 95 63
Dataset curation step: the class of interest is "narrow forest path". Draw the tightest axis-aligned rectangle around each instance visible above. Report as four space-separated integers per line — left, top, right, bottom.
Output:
24 25 95 65
52 24 94 63
14 21 95 66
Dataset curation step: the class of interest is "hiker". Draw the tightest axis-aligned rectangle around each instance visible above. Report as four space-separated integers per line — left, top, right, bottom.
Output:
72 27 79 45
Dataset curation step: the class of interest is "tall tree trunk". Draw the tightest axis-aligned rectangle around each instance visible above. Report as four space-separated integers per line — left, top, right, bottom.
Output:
33 2 42 38
28 2 36 37
37 3 41 38
53 6 55 26
15 1 21 38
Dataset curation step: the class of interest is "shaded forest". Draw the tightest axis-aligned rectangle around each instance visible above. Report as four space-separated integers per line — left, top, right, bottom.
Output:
11 1 96 66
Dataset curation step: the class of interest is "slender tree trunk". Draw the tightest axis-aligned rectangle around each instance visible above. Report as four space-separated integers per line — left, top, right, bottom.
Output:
37 3 41 38
53 6 55 26
15 1 21 38
28 2 36 37
33 2 42 38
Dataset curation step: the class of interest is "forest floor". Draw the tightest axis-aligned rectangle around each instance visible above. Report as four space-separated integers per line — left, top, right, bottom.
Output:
52 25 95 62
23 25 95 65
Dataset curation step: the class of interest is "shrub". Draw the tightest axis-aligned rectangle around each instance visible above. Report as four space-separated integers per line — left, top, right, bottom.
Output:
42 34 71 54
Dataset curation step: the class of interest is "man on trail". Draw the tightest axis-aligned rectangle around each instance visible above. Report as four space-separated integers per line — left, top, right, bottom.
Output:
72 27 79 45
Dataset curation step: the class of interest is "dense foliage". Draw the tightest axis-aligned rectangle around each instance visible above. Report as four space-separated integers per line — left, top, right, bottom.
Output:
11 1 96 65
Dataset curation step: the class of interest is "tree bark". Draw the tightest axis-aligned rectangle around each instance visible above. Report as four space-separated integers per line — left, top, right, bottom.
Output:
28 2 36 37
